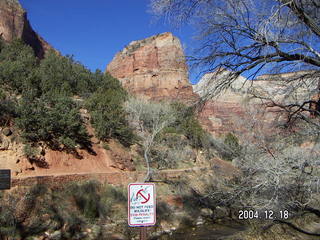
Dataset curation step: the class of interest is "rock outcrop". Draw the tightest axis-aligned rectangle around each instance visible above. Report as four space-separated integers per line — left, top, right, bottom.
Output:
194 69 319 136
106 32 199 103
0 0 53 58
194 70 250 136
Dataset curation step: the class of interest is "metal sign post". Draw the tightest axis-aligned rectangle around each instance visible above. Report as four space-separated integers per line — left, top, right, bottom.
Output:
0 169 11 190
140 227 147 240
128 183 156 240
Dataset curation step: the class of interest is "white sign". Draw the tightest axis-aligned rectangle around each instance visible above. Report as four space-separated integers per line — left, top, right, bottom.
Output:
128 183 156 227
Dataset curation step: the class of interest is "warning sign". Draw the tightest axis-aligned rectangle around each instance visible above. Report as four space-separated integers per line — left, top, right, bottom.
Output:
128 183 156 227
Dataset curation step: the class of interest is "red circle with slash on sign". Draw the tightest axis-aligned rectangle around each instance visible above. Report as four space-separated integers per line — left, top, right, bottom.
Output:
136 189 150 204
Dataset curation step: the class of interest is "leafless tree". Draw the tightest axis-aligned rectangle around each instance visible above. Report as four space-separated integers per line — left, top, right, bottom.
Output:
150 0 320 118
198 105 320 236
150 1 320 235
124 97 176 181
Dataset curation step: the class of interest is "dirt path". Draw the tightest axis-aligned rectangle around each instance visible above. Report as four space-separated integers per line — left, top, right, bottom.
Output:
11 157 238 189
11 169 195 188
13 156 237 180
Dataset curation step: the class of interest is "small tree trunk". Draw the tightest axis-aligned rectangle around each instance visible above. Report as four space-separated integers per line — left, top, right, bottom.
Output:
144 149 151 182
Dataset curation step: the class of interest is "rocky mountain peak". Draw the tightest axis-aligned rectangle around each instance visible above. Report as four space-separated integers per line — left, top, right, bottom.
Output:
106 32 199 103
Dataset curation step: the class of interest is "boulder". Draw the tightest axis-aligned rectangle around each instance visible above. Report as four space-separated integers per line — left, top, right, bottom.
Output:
200 208 214 217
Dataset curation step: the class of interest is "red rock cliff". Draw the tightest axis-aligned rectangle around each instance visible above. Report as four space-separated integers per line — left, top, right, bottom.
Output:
193 70 249 136
194 69 318 136
0 0 53 58
106 32 198 102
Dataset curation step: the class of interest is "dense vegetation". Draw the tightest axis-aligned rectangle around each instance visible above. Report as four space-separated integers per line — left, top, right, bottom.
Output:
125 98 234 171
85 74 135 147
0 181 128 239
0 39 214 168
169 102 208 149
16 96 90 151
0 39 134 151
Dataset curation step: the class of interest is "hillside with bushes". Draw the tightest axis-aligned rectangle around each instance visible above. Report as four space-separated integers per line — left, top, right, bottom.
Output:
0 37 317 240
0 38 242 239
0 0 319 238
0 38 237 178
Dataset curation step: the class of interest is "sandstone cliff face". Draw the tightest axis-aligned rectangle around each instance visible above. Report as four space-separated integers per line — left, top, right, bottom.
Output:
0 0 53 58
194 69 318 136
194 70 250 136
106 32 199 102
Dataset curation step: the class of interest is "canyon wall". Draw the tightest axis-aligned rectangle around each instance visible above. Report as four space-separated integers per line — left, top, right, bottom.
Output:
194 69 318 136
194 70 250 136
106 32 317 136
0 0 53 58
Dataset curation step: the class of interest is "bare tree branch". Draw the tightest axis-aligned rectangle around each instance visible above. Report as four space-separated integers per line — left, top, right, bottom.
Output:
280 0 320 36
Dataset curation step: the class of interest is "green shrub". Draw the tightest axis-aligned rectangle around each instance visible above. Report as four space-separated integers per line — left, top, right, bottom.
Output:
0 37 5 52
102 143 110 150
38 51 95 97
0 88 5 100
0 205 18 238
224 132 240 148
68 181 126 221
69 181 103 220
16 95 90 150
170 102 208 149
23 144 40 158
0 39 39 95
0 181 128 239
102 184 126 203
86 73 136 147
0 40 99 100
0 40 135 154
223 132 242 160
0 91 17 127
100 184 127 219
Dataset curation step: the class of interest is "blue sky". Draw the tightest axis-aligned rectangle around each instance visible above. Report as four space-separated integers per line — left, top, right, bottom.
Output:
20 0 199 83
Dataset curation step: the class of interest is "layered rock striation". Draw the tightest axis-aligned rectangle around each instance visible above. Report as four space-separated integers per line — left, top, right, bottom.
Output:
194 69 319 136
106 32 318 136
106 32 198 102
0 0 53 58
194 70 250 135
